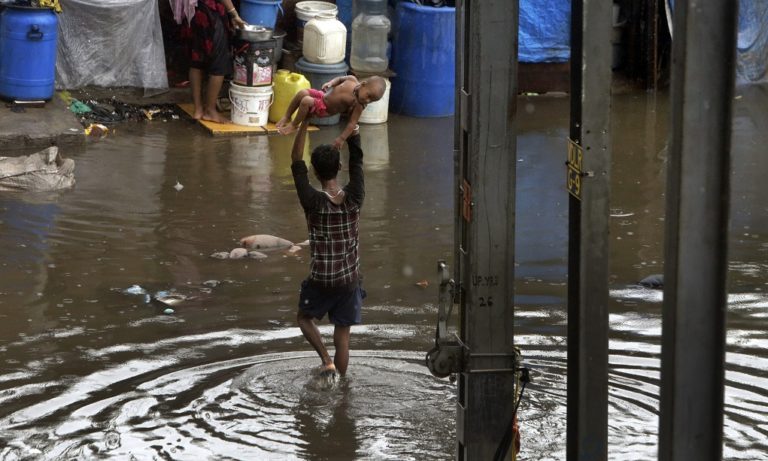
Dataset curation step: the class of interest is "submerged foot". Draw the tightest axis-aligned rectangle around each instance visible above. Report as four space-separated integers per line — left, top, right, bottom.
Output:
319 363 337 378
315 364 337 388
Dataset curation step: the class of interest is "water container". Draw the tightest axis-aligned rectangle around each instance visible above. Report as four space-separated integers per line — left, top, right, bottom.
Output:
303 13 347 64
240 0 283 29
269 69 311 123
229 83 273 126
0 6 58 101
294 1 337 43
390 2 455 117
294 57 349 126
350 0 390 73
233 39 276 86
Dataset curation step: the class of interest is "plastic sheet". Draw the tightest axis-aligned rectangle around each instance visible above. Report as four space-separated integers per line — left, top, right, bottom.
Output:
519 0 570 63
0 146 75 191
667 0 767 84
55 0 168 94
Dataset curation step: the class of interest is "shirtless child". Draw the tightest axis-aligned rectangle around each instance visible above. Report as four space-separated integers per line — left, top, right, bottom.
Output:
276 75 386 150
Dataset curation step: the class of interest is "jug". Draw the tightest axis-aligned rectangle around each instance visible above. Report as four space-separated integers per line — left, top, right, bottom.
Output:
350 0 390 73
303 13 347 64
269 69 311 123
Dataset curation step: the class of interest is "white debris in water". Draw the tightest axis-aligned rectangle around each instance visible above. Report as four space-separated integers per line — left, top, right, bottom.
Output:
174 181 184 191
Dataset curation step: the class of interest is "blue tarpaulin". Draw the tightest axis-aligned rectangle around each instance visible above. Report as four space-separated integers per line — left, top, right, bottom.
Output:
519 0 571 63
521 0 767 83
666 0 766 84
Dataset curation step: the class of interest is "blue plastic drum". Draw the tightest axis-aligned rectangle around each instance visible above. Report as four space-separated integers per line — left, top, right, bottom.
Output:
0 7 58 101
390 2 455 117
294 57 349 126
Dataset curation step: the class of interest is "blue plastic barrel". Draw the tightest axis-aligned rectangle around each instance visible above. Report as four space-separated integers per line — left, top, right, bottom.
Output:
337 0 353 29
390 2 455 117
295 57 349 126
0 7 58 101
337 0 353 61
240 0 283 29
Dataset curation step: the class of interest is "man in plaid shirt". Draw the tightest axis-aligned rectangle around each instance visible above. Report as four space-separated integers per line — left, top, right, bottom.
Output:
290 119 366 378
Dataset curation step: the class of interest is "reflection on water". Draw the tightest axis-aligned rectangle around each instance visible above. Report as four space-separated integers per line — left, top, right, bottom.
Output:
0 88 767 459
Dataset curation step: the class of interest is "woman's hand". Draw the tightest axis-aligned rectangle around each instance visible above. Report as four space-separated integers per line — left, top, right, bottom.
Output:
231 14 246 29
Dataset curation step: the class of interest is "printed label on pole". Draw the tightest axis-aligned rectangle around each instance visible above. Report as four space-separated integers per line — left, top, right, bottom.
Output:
567 139 583 200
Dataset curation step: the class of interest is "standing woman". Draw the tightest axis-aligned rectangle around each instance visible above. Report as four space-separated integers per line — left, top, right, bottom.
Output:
177 0 245 123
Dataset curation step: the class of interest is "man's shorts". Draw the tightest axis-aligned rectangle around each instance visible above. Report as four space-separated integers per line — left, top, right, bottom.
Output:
298 279 365 326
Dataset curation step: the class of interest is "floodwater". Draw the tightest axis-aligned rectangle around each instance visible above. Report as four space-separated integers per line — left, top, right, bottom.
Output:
0 84 766 460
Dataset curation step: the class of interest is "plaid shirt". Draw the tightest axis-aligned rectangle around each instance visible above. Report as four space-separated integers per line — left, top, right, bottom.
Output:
291 134 365 289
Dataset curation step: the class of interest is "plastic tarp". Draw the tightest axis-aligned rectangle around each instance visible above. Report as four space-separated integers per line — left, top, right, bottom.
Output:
0 147 75 191
55 0 168 92
667 0 768 84
519 0 570 63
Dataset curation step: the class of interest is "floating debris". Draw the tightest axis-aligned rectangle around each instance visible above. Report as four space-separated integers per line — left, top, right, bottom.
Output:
123 285 147 295
229 248 249 259
210 251 230 259
174 181 184 191
248 251 268 260
153 291 188 306
240 234 294 250
163 308 175 315
415 280 429 288
84 123 109 137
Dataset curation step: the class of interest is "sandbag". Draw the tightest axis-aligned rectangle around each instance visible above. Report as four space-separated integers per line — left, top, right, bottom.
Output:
0 146 75 191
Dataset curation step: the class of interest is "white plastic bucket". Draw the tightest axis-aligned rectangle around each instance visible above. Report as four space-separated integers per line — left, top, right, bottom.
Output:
229 83 273 126
295 1 338 42
359 77 391 124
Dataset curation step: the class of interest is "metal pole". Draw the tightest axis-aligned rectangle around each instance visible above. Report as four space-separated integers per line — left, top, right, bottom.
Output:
567 0 612 460
658 1 737 459
455 0 518 458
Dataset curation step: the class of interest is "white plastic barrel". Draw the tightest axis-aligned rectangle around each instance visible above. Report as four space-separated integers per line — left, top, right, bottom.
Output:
229 83 273 126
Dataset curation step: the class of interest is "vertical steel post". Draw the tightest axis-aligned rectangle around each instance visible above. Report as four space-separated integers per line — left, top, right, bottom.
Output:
454 0 518 459
567 0 612 460
658 1 737 460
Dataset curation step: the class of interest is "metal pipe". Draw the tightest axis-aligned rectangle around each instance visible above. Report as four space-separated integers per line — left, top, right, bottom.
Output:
659 1 738 460
567 0 612 459
455 0 519 458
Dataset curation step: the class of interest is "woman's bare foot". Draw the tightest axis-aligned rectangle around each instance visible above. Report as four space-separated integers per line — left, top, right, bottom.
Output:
202 110 230 124
193 106 204 120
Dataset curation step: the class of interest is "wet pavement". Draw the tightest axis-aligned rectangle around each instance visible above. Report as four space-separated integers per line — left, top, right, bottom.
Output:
0 84 766 460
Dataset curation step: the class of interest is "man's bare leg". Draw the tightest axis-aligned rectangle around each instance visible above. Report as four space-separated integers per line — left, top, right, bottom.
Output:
202 74 229 124
333 325 351 376
297 311 336 374
189 68 205 120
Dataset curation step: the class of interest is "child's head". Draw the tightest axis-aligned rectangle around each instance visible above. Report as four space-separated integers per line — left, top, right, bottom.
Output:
311 144 341 181
355 76 387 105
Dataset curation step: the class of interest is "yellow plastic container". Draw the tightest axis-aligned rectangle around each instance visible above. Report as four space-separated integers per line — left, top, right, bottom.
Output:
269 69 311 123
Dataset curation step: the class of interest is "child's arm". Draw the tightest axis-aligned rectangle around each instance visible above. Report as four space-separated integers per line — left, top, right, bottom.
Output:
332 104 364 150
322 75 357 91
